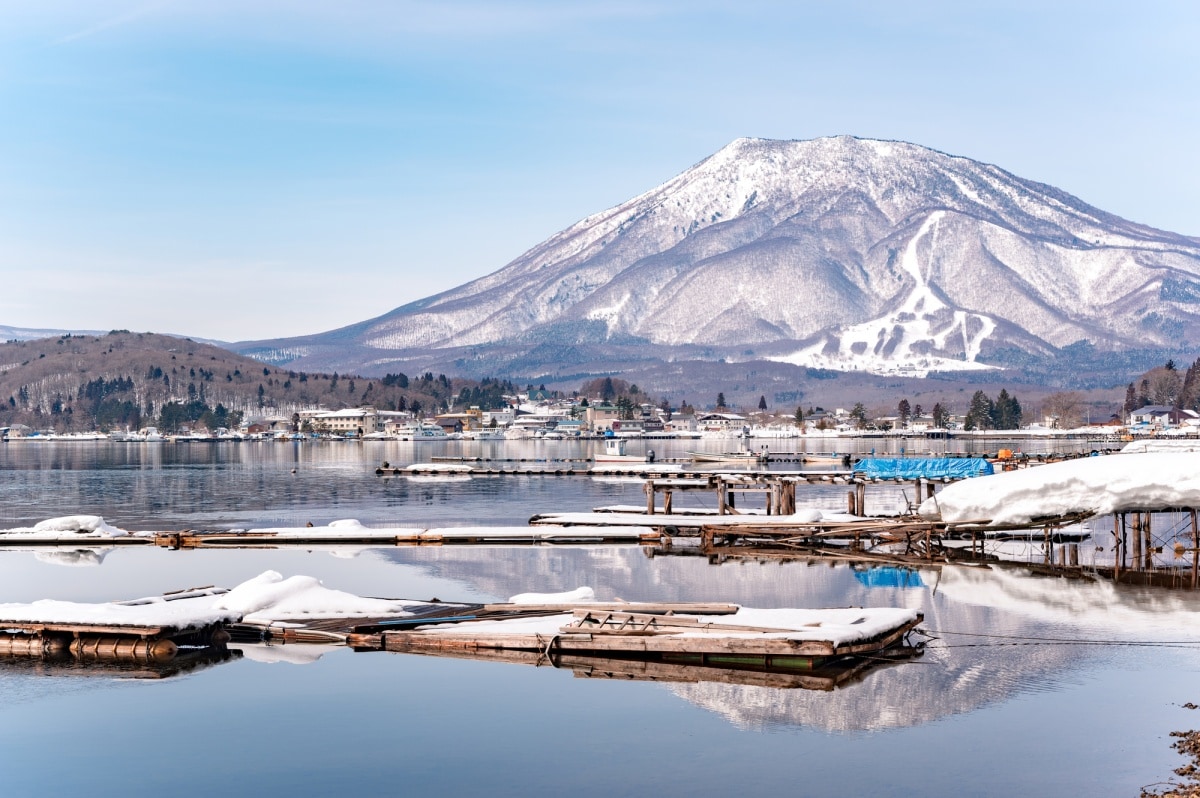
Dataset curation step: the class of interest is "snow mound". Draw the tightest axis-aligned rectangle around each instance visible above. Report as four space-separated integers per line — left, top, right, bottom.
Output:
507 587 597 604
1121 439 1200 454
212 570 413 621
0 515 129 538
405 463 473 473
919 452 1200 525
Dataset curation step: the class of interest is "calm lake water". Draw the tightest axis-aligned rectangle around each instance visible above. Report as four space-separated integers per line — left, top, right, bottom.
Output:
0 439 1196 797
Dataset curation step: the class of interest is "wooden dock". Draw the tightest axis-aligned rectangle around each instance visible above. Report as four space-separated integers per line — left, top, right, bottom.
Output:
348 604 925 667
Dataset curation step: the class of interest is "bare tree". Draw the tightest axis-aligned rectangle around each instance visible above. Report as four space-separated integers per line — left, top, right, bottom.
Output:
1042 391 1084 429
1149 368 1183 405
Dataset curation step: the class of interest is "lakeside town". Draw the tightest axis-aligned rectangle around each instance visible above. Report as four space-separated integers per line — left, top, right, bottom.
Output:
2 387 1194 444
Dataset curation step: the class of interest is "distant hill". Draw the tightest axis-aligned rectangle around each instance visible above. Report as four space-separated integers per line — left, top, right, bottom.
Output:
1 324 105 342
233 135 1200 392
0 332 486 432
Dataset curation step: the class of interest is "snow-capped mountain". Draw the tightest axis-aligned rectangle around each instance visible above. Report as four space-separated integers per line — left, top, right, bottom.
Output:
236 136 1200 379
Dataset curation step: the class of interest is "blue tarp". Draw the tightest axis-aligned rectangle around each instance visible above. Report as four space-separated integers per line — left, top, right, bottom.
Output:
850 457 994 479
853 567 925 589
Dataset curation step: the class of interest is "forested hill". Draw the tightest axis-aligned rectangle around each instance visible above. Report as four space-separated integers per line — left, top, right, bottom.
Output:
0 331 509 432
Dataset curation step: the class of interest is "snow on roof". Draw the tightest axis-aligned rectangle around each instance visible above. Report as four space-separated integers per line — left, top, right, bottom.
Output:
312 408 375 418
918 452 1200 525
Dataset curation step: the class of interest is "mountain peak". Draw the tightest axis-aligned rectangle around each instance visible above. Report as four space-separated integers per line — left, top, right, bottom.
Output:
235 137 1200 384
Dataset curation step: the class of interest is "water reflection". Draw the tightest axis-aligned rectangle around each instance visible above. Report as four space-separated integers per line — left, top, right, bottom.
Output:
0 440 1195 797
32 548 111 567
0 645 239 680
3 538 1195 736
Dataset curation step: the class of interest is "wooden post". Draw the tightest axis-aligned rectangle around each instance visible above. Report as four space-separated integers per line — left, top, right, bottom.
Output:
718 480 728 516
1144 513 1154 572
1191 509 1198 590
848 490 856 515
1132 513 1142 572
1113 513 1123 576
856 482 866 516
645 481 655 515
1069 543 1079 567
1113 514 1121 580
663 490 673 515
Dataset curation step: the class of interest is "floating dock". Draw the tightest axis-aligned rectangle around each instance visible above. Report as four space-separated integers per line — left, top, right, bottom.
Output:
0 580 926 688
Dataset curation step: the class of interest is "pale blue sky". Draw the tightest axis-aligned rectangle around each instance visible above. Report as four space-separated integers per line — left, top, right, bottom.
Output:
2 1 1197 341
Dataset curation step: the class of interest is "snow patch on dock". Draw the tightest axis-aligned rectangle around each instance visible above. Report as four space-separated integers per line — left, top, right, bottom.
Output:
919 452 1200 525
0 515 132 539
212 570 414 621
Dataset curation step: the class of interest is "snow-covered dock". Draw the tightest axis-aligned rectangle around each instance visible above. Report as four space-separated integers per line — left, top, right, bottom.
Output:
0 575 924 680
918 452 1200 525
0 516 664 549
362 604 923 663
156 521 662 548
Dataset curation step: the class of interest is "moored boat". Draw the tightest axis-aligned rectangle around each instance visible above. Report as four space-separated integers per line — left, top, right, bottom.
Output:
594 437 655 463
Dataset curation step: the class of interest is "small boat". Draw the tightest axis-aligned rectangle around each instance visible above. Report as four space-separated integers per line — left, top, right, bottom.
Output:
463 428 505 441
593 438 653 463
390 422 447 441
688 449 767 464
798 453 851 468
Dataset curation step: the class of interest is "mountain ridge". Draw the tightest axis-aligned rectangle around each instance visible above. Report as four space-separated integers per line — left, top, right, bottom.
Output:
233 135 1200 386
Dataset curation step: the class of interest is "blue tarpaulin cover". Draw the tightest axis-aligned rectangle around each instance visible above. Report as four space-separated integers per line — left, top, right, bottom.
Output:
850 457 994 479
853 567 925 589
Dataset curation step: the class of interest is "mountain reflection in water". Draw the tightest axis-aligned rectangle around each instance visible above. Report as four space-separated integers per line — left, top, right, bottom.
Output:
1 441 1197 797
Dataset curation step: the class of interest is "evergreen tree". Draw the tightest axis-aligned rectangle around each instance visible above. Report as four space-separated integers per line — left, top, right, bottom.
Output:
1124 383 1138 416
849 402 867 429
932 402 948 428
964 391 994 431
757 395 767 411
1179 360 1200 410
794 406 804 427
716 392 727 410
993 389 1022 430
897 398 911 426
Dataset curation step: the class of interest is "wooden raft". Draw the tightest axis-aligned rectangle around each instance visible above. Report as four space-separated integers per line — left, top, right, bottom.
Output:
361 606 924 663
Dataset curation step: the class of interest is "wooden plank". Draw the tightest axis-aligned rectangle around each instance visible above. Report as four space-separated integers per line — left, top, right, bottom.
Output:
0 537 152 548
383 631 839 657
479 602 740 615
381 615 922 660
567 610 813 635
0 621 167 636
